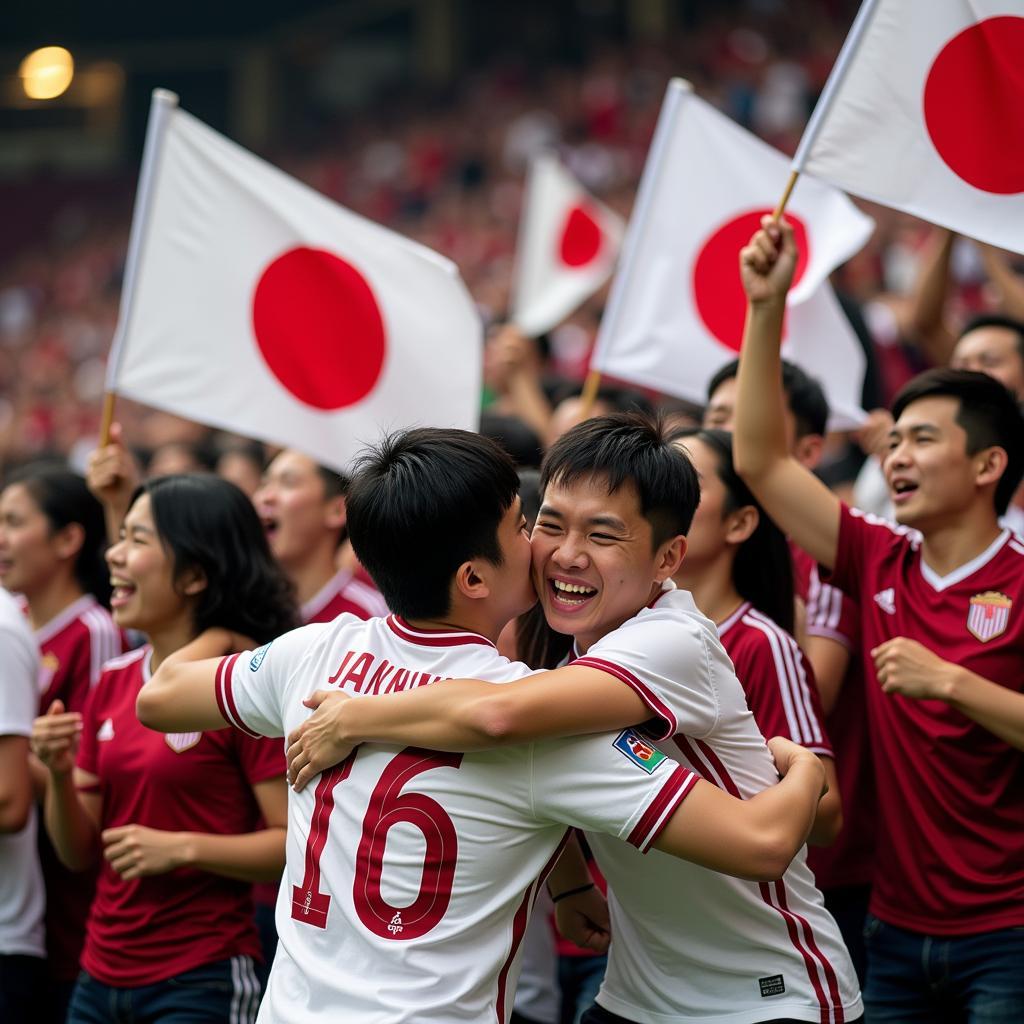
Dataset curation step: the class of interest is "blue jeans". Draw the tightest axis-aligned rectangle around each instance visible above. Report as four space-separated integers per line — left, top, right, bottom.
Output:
864 914 1024 1023
560 954 607 1024
67 956 262 1024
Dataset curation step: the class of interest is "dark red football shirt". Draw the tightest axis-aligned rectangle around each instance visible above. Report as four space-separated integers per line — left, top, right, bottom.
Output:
77 647 285 985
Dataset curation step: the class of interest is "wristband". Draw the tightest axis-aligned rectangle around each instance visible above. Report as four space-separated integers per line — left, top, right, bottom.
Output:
549 882 595 904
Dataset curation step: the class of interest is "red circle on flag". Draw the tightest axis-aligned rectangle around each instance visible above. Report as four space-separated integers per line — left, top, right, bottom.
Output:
558 204 604 268
252 247 387 410
923 16 1024 195
692 210 810 351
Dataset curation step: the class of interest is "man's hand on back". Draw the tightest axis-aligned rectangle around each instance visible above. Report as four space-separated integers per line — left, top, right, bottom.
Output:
287 690 355 791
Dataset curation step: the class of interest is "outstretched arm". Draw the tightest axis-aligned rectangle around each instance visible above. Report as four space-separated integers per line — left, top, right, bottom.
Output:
654 737 825 880
732 216 841 570
286 664 654 791
137 630 246 732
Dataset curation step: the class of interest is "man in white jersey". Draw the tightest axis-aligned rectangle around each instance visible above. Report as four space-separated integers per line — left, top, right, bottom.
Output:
138 428 827 1024
286 415 863 1024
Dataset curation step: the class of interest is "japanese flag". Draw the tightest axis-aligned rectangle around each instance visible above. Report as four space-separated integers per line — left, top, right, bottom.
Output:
107 92 481 473
510 153 624 337
794 0 1024 254
591 81 873 430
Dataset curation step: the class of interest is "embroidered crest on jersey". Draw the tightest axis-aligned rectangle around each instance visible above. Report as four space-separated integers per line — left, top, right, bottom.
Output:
613 729 667 774
873 588 896 615
165 732 201 753
249 642 273 671
967 591 1011 643
97 718 115 741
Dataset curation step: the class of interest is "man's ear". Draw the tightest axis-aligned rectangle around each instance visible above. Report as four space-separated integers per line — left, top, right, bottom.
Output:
724 505 759 547
452 559 491 604
324 495 347 533
793 433 824 472
975 445 1009 493
654 534 687 582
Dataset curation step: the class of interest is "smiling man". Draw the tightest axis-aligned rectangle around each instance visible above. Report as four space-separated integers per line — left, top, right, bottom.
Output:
732 216 1024 1023
134 427 829 1024
286 414 862 1024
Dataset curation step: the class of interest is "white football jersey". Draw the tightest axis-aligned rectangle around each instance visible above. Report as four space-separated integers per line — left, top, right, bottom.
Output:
575 583 863 1024
218 613 697 1023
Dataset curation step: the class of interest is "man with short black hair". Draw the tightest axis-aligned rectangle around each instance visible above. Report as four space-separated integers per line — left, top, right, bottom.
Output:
733 215 1024 1023
949 314 1024 400
287 414 863 1024
137 427 828 1024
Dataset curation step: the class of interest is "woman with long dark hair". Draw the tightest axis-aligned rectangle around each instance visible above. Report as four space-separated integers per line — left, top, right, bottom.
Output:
670 428 841 845
31 474 297 1024
0 464 124 1020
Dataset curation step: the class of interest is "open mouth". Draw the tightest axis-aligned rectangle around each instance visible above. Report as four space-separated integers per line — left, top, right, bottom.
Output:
110 579 137 608
260 516 280 540
890 480 919 504
548 578 598 610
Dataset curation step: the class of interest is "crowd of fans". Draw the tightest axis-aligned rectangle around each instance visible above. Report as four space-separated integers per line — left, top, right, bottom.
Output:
1 3 1024 1022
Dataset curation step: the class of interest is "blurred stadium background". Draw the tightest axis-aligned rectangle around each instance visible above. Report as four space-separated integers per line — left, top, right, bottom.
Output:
4 0 944 479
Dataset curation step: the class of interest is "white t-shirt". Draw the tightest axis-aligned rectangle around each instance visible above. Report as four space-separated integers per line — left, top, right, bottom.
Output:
0 588 44 958
575 583 862 1024
218 613 698 1024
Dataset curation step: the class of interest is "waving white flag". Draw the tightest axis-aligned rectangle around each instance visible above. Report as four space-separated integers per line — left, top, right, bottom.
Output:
592 81 873 430
107 91 482 472
793 0 1024 253
511 153 624 337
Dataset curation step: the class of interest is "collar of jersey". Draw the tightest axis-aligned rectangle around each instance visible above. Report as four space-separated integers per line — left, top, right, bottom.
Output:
918 528 1010 592
33 593 99 644
716 600 752 638
386 614 495 648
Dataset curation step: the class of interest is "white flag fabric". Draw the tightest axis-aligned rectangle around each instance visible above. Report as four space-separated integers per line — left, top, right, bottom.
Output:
108 95 481 473
511 153 624 337
591 81 873 430
794 0 1024 254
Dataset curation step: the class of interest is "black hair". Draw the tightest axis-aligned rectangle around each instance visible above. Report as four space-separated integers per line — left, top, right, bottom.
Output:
5 464 111 606
706 358 829 438
891 368 1024 515
669 428 795 634
133 474 297 643
480 412 544 469
540 413 700 547
958 314 1024 359
345 428 520 620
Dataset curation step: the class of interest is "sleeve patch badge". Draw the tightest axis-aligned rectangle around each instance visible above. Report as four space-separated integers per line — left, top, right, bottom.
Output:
249 642 273 671
613 729 667 774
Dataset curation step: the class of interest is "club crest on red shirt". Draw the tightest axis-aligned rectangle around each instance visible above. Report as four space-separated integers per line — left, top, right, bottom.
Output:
165 732 201 753
966 591 1011 643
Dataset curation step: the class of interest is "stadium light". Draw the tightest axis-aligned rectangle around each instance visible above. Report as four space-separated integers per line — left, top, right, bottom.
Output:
20 46 75 100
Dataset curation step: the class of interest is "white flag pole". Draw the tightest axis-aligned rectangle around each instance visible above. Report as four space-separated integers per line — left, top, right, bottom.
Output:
582 77 694 415
100 88 180 444
791 0 884 174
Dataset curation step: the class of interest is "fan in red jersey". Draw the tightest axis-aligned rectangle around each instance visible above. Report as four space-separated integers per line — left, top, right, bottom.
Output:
0 466 124 1023
254 449 387 624
30 474 296 1024
735 216 1024 1021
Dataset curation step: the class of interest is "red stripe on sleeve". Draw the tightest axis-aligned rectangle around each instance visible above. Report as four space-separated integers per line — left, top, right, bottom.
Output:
627 765 697 851
214 653 261 738
571 656 678 740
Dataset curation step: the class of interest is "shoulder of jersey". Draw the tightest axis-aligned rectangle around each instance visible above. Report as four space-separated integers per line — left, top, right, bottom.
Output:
1006 534 1024 560
738 607 802 656
99 646 147 675
848 506 922 548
